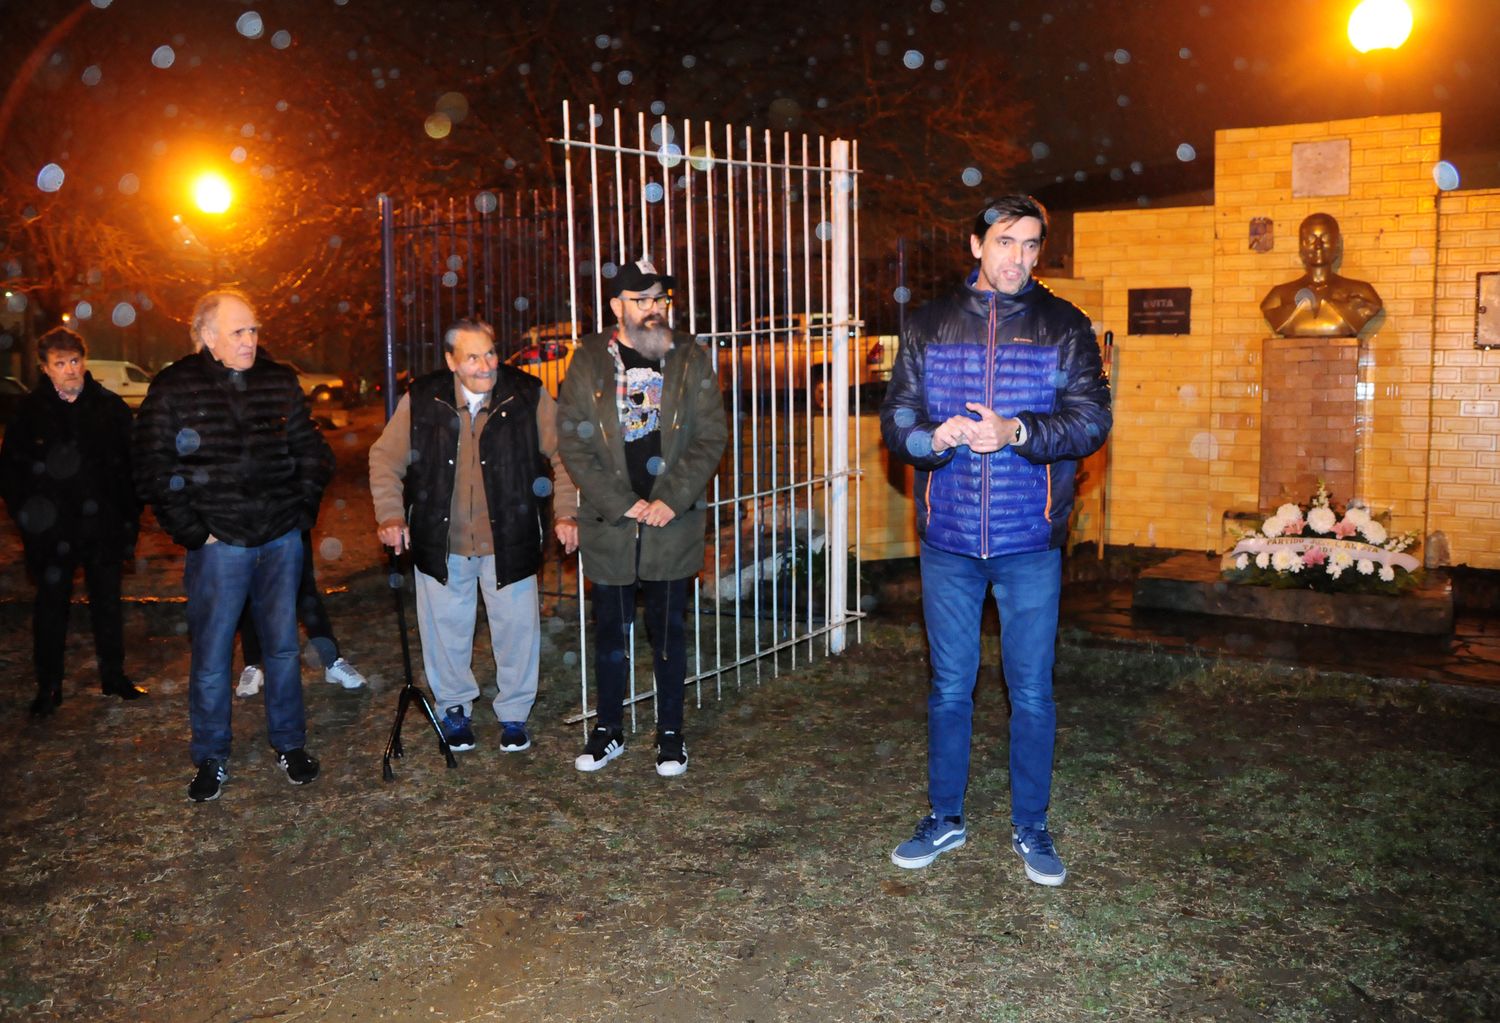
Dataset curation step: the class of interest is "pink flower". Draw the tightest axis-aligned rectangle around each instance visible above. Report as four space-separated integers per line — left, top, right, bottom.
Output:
1332 518 1358 539
1302 547 1327 566
1281 518 1306 536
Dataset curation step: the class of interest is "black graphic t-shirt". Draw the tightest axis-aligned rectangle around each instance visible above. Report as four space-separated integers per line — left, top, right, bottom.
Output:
617 342 664 500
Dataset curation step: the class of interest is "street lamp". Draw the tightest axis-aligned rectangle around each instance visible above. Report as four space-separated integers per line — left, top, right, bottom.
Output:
192 171 233 214
1347 0 1413 53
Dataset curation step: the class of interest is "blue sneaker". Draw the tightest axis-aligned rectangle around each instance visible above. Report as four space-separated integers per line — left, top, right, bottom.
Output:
499 721 531 753
440 706 476 752
1012 825 1067 886
890 814 967 869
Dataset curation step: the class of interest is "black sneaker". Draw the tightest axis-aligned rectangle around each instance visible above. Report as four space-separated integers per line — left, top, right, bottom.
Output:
440 706 477 752
276 748 321 785
574 725 624 772
189 758 228 802
655 730 688 777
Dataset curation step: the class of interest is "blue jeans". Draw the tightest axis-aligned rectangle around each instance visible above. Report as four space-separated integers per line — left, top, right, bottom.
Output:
920 542 1061 827
185 530 305 764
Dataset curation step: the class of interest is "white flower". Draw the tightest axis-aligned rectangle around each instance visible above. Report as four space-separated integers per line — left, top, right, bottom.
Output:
1327 564 1344 579
1343 506 1370 527
1255 551 1270 569
1331 550 1354 569
1275 503 1302 521
1271 550 1296 572
1360 519 1388 544
1307 506 1336 533
1357 559 1375 575
1379 565 1395 582
1262 515 1285 537
1235 553 1249 570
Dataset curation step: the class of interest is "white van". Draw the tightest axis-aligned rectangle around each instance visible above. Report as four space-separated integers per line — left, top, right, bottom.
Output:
88 360 153 408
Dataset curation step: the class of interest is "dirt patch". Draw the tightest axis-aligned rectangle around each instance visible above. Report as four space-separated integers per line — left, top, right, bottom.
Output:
1 411 1496 1022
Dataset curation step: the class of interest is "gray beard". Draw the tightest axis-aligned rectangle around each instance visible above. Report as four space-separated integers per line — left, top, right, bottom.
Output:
626 323 673 361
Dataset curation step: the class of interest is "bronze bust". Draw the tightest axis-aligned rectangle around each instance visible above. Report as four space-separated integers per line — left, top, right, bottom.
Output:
1261 213 1382 337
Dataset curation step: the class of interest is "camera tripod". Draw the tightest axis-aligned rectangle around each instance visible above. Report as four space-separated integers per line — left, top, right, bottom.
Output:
381 550 458 780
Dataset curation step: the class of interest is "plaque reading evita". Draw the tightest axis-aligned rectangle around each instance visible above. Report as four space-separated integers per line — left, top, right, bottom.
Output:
1127 287 1192 335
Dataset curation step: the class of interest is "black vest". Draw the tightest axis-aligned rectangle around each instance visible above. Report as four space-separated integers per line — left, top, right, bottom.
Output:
405 367 546 588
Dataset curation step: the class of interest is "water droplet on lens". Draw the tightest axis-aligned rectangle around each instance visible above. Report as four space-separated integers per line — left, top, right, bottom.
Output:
112 302 136 327
961 167 982 187
36 163 65 192
1176 143 1196 162
1432 160 1459 191
319 537 344 560
151 45 175 69
175 428 201 455
236 12 264 38
903 50 924 69
532 477 553 497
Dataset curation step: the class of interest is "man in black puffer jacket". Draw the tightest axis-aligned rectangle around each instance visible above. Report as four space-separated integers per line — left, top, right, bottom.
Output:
0 327 146 715
134 289 334 802
881 196 1112 886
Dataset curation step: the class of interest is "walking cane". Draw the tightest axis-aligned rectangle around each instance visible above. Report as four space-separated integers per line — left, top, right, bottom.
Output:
381 548 457 780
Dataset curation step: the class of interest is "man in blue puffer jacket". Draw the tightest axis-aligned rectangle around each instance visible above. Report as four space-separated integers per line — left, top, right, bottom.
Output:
880 195 1111 885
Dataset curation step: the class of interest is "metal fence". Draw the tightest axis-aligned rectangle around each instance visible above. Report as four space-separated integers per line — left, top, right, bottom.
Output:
378 103 871 735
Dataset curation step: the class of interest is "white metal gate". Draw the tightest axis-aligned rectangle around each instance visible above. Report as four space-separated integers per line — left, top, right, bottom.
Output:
552 103 872 732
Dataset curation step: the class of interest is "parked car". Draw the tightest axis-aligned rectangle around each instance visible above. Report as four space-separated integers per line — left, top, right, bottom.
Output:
279 359 348 405
0 375 28 427
87 359 153 408
715 312 897 410
505 323 579 397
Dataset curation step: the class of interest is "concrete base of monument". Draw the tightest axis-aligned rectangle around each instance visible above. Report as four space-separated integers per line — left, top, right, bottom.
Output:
1131 552 1453 635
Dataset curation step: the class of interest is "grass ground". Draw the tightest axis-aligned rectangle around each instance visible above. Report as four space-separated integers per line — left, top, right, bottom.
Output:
1 582 1496 1023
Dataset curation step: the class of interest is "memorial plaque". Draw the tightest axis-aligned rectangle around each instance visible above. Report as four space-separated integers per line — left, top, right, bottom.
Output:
1292 139 1350 198
1127 287 1191 335
1477 272 1500 349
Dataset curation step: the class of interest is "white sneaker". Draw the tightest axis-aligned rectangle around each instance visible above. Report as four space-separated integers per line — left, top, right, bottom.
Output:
236 664 264 698
324 657 367 689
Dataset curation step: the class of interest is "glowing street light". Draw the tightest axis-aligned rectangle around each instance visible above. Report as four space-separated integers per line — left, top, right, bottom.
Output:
192 171 233 214
1347 0 1413 53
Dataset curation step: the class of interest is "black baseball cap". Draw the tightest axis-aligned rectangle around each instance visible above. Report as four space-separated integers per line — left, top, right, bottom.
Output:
610 258 676 297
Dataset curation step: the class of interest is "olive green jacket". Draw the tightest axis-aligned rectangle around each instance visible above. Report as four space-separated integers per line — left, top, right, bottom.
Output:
556 330 728 584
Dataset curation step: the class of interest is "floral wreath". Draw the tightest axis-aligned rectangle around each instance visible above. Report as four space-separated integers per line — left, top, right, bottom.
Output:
1224 482 1421 593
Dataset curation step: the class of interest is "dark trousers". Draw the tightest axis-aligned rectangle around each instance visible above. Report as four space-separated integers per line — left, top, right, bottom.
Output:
592 577 689 733
28 542 126 690
238 530 339 669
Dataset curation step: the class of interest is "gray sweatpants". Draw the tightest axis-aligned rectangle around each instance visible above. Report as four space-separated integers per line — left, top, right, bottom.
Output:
413 554 539 723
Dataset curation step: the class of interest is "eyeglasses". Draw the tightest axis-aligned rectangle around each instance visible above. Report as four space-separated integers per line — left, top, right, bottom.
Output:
624 294 672 310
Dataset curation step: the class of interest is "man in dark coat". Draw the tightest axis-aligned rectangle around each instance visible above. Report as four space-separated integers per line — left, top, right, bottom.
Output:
557 258 728 777
134 289 333 802
0 326 146 715
880 196 1112 885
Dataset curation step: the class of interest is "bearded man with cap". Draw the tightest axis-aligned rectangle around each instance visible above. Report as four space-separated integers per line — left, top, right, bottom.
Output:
557 258 727 777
